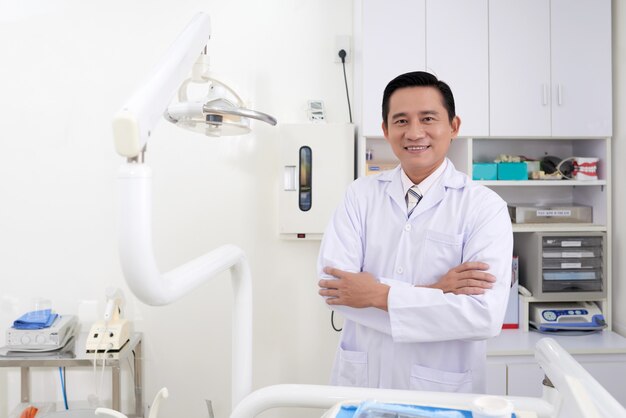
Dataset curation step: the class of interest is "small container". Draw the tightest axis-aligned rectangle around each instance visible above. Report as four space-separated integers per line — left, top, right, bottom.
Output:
497 162 528 180
473 162 498 180
472 396 514 418
365 149 373 161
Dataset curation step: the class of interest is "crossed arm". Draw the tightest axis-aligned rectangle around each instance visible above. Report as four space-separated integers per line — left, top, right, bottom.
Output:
318 261 495 311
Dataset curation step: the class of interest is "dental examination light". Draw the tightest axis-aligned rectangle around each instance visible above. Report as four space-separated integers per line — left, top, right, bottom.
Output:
112 12 276 410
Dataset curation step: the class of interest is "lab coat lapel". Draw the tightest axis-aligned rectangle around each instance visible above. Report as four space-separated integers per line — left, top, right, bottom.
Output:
381 167 406 213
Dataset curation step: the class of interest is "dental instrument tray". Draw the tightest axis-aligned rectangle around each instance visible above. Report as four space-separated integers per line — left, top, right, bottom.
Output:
529 302 606 333
6 314 78 351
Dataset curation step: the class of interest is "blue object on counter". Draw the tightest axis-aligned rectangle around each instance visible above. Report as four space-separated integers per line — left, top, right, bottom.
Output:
13 309 58 329
337 402 470 418
336 400 518 418
497 162 528 180
472 162 498 180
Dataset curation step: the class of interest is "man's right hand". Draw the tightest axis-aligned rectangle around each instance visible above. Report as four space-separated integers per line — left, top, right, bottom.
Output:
426 261 495 295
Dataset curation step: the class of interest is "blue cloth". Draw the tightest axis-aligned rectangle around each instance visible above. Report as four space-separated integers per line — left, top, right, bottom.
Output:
336 401 518 418
13 309 58 329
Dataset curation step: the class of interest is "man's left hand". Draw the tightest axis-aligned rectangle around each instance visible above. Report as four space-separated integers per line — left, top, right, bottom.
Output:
318 267 389 311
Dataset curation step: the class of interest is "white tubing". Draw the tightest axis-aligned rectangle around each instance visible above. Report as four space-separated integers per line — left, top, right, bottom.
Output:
95 408 128 418
118 162 252 410
535 337 626 418
230 384 555 418
148 387 169 418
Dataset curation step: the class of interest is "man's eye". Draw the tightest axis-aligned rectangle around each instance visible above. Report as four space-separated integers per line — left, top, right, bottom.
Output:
422 117 434 123
394 119 407 125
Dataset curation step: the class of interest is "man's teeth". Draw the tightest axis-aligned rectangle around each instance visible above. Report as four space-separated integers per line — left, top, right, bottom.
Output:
406 146 428 150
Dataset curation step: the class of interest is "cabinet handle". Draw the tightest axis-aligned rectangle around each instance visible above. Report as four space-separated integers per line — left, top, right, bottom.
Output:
557 84 563 106
283 165 296 191
542 84 548 106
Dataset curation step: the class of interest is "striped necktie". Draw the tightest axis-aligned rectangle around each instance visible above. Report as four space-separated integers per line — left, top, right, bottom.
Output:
406 185 422 217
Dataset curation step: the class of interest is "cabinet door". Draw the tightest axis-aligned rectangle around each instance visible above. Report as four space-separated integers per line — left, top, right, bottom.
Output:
362 0 426 137
489 0 551 137
485 360 507 396
508 358 626 405
551 0 612 137
426 0 489 137
507 362 545 397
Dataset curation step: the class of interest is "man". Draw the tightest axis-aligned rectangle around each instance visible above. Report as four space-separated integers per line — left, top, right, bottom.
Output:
317 71 513 393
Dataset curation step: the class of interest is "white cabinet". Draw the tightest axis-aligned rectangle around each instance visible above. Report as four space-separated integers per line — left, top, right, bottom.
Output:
489 0 612 137
486 331 626 405
426 0 489 137
361 0 426 137
550 0 612 137
360 0 488 138
489 0 551 137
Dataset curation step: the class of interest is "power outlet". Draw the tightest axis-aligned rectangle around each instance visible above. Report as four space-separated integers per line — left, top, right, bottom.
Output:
334 35 351 63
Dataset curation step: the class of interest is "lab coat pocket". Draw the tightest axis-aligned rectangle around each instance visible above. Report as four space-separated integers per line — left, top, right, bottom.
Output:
409 364 472 393
423 230 464 276
337 346 368 387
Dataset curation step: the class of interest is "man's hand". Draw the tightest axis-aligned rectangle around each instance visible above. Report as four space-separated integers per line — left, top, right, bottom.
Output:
318 267 389 310
426 261 495 295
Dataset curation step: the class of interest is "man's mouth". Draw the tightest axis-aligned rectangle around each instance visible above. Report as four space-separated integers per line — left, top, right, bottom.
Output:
405 145 430 151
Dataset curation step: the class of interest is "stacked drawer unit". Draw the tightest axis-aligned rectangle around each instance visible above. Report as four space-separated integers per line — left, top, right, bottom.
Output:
515 232 606 301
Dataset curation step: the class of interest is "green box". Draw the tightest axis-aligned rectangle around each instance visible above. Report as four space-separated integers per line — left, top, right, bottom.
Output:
497 162 528 180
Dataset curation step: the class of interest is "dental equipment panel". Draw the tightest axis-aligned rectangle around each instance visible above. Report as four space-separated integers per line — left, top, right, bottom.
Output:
529 302 606 333
85 288 132 353
6 315 78 351
278 123 355 240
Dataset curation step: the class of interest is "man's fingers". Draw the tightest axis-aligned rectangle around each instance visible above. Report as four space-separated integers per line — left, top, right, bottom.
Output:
324 266 344 277
458 271 496 282
453 261 490 273
318 288 337 297
456 287 487 295
464 278 493 289
318 279 339 289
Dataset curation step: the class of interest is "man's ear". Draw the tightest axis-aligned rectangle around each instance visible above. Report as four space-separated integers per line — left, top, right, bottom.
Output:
381 120 389 139
450 116 461 138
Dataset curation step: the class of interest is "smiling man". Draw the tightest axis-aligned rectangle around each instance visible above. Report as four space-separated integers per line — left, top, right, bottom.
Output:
317 71 513 393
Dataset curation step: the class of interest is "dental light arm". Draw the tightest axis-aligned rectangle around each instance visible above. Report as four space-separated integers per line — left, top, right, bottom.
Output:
112 13 211 159
111 12 276 410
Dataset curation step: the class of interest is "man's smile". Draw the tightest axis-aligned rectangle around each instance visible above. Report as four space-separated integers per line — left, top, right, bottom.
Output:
404 145 430 151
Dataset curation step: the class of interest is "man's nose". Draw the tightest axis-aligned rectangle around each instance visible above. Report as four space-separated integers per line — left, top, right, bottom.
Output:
406 121 426 139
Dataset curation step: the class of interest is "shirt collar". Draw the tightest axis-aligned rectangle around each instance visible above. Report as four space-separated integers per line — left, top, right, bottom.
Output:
401 159 448 197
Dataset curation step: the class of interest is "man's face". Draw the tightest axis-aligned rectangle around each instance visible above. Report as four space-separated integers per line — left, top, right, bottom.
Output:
382 86 460 184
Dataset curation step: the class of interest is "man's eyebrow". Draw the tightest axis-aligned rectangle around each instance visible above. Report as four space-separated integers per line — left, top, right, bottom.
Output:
390 110 440 119
390 111 408 120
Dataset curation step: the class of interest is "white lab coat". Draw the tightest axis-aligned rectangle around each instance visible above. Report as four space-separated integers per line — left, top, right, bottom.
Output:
318 159 513 393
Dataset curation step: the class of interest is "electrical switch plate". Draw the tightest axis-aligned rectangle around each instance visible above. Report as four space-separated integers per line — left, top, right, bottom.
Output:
334 35 351 63
307 100 326 122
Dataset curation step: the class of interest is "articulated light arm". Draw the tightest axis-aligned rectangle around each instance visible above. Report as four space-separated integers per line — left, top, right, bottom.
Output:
112 12 261 410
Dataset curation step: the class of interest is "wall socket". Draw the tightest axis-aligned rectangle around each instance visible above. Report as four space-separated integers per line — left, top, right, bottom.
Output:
334 35 351 63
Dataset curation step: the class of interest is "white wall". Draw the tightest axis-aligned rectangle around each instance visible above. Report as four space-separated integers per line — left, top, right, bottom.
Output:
612 0 626 336
0 1 351 417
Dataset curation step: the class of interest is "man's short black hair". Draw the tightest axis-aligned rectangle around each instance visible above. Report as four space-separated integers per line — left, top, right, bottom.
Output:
382 71 456 125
